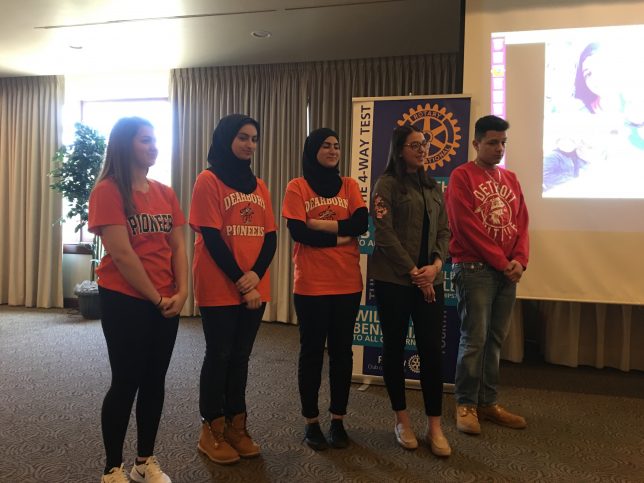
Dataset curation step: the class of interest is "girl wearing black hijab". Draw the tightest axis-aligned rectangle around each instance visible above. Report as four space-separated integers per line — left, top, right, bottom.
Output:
282 128 368 450
189 114 277 464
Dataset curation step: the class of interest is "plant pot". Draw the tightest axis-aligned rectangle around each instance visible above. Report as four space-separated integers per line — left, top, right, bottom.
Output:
78 292 101 320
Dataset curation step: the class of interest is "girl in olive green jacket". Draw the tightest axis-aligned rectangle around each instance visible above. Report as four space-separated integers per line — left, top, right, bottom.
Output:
369 124 451 457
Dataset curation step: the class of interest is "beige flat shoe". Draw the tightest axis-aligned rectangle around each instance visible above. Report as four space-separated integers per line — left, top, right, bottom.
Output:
427 433 451 457
394 423 418 450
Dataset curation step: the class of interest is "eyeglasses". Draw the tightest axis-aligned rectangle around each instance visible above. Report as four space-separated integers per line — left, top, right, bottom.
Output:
403 140 428 150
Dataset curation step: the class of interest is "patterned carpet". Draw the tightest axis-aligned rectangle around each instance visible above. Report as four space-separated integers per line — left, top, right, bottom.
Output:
1 305 643 483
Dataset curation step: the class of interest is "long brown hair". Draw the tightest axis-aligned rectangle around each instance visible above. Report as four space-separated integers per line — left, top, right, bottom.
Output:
96 117 153 216
382 124 436 192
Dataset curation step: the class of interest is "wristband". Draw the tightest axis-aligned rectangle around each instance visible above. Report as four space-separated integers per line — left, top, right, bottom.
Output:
155 295 163 307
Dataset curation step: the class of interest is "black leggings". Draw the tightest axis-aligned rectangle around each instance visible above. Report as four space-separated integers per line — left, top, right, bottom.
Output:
374 281 444 416
199 304 265 421
99 287 179 469
294 292 362 419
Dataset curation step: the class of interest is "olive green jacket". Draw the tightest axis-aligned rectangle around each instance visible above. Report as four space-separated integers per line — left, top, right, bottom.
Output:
368 172 450 287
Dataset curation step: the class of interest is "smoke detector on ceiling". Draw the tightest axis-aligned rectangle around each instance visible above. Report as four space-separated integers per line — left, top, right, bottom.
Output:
250 30 272 39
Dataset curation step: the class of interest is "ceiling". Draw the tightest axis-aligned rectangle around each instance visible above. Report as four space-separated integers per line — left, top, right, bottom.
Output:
0 0 462 77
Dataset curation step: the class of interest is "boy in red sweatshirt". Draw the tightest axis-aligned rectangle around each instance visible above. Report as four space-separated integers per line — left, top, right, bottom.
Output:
445 115 529 435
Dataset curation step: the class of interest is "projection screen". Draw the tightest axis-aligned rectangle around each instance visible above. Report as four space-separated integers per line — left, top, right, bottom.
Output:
463 0 644 304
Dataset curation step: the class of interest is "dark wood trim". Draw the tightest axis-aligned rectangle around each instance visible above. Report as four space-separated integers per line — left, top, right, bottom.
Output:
456 0 466 94
63 243 92 255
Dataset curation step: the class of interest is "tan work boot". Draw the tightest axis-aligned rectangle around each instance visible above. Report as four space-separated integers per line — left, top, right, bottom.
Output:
478 404 527 429
197 417 240 464
456 405 481 435
224 413 261 457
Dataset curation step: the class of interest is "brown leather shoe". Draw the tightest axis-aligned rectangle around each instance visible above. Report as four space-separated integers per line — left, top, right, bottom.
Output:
456 405 481 435
224 413 261 457
198 417 240 464
478 404 527 429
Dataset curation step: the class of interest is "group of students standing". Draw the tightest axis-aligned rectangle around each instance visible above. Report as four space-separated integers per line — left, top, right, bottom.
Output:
89 113 529 483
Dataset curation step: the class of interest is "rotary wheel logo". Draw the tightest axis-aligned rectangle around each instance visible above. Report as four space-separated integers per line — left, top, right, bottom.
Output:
407 354 421 374
397 103 461 170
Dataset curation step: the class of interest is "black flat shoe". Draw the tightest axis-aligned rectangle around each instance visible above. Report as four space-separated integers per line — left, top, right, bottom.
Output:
329 419 349 449
304 422 329 450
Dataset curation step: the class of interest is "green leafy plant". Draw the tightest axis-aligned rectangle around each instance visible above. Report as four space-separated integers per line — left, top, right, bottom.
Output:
50 123 106 281
50 123 106 233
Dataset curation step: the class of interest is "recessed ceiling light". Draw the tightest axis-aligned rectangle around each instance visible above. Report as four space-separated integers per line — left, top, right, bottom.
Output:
250 30 271 39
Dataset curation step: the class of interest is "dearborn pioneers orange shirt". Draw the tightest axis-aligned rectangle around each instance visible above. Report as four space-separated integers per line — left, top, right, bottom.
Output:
190 169 277 307
88 178 186 299
282 177 365 296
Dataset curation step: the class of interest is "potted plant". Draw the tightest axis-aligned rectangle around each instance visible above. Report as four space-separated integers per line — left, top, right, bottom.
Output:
50 122 106 319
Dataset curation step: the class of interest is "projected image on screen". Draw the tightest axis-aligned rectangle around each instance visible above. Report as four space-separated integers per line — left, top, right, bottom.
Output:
479 6 644 305
541 29 644 198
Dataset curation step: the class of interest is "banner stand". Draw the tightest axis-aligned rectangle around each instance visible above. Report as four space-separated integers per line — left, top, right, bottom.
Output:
352 375 455 394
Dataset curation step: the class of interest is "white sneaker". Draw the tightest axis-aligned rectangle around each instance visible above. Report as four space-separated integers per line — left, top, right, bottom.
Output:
101 464 130 483
130 456 171 483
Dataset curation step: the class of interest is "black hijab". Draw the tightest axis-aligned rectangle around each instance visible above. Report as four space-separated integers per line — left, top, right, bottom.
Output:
207 114 259 194
302 128 342 198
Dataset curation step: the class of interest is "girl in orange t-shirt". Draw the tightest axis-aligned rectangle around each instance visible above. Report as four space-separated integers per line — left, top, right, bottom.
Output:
88 117 188 483
282 128 368 450
190 114 276 464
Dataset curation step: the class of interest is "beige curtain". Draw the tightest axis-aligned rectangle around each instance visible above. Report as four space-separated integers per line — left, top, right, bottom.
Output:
502 301 644 371
170 65 308 320
0 75 64 307
170 53 458 322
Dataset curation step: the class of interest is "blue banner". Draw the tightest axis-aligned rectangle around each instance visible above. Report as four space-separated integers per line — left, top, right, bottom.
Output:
350 95 471 384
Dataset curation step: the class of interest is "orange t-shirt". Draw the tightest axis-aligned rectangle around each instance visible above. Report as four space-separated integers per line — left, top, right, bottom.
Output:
88 178 186 299
189 169 277 307
282 176 365 296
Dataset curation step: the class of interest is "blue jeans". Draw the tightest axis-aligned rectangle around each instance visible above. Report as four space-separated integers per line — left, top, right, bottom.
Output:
453 263 516 407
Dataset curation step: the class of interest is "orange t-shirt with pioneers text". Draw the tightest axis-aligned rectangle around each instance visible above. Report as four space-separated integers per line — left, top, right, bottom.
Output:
282 176 365 296
88 178 186 300
189 169 277 307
